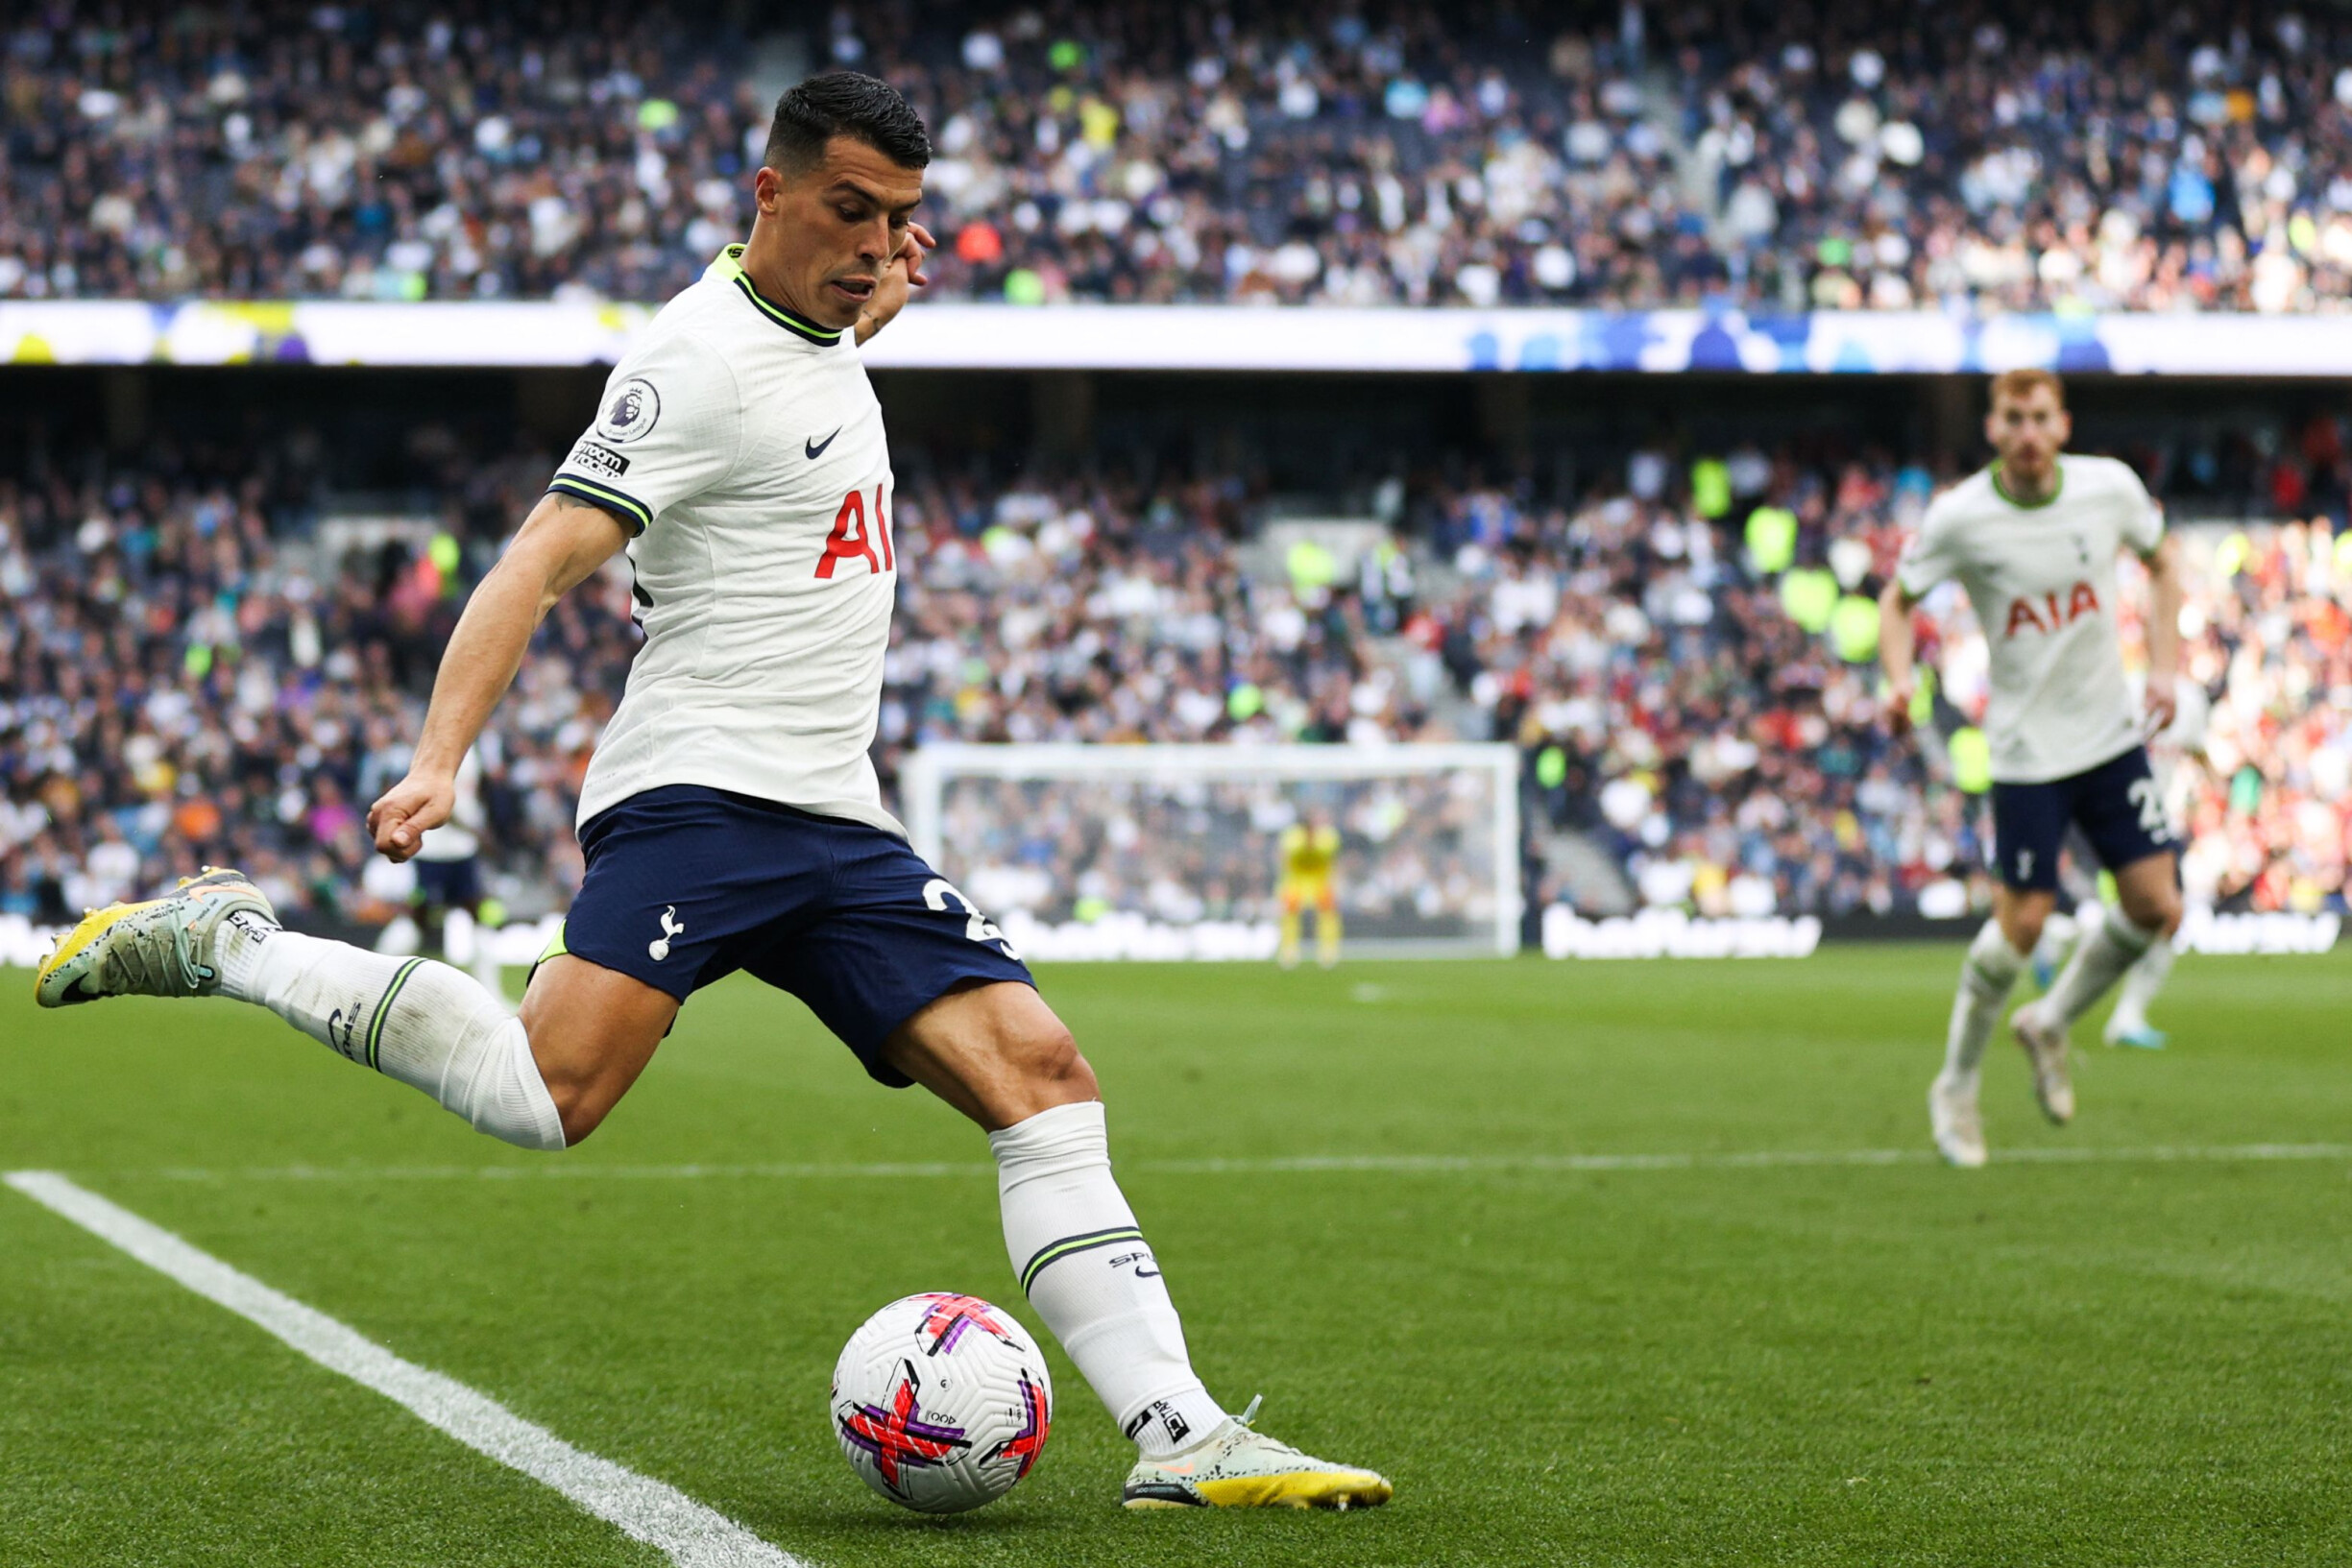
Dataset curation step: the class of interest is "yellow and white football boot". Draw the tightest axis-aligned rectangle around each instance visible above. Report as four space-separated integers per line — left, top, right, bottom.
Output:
1121 1397 1393 1510
34 868 275 1008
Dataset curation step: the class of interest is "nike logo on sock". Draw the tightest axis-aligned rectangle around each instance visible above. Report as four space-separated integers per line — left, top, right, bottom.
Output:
805 427 841 460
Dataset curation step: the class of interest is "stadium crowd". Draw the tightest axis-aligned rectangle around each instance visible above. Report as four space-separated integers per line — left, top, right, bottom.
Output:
4 425 2345 929
6 2 2350 312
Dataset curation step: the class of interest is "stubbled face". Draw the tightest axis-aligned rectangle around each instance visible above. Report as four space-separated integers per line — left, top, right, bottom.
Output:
753 136 924 330
1986 385 2071 486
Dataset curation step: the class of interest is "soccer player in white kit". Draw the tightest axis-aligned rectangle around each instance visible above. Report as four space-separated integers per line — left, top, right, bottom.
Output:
1879 370 2187 1167
36 74 1390 1512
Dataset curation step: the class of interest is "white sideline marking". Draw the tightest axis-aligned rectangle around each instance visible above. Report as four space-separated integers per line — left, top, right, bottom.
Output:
2 1170 803 1568
130 1142 2352 1183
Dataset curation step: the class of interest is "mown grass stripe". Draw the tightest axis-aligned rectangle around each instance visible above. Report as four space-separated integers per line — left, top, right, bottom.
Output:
122 1143 2352 1185
3 1170 802 1568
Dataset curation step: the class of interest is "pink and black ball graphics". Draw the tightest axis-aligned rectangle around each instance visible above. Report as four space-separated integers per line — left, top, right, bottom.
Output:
831 1293 1053 1512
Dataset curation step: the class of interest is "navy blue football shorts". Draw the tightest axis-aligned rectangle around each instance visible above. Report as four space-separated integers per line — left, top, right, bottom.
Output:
1989 744 2175 893
544 785 1033 1087
412 855 482 910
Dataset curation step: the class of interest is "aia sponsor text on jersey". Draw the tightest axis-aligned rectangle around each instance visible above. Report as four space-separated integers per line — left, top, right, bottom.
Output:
2003 581 2099 637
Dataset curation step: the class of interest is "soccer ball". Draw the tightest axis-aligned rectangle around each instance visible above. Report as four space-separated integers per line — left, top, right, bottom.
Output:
830 1292 1054 1513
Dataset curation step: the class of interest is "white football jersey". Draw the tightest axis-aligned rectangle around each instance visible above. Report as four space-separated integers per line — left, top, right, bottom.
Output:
1897 454 2164 784
550 246 902 834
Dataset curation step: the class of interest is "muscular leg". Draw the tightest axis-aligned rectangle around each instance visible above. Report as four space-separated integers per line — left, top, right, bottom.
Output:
1993 885 2055 955
885 981 1225 1457
519 955 679 1145
1945 884 2049 1077
218 913 672 1150
2105 937 2178 1045
2104 852 2185 1044
2111 852 2185 937
2036 851 2181 1030
878 979 1096 1129
1934 887 2042 1142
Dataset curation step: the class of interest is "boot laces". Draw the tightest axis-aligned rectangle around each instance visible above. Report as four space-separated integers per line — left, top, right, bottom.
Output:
106 905 206 995
1222 1395 1320 1465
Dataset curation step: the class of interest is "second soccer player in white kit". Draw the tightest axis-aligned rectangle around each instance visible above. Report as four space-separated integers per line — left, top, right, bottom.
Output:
1879 369 2187 1167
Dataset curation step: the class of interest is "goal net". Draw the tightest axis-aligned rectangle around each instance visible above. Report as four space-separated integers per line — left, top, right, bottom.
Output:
900 743 1522 960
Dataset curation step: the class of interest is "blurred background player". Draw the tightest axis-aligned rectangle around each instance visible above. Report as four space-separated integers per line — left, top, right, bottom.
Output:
1275 810 1342 970
1879 369 2185 1168
407 747 513 1006
2030 673 2212 1049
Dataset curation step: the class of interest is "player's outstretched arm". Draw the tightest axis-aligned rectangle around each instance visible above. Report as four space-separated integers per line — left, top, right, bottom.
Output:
369 492 631 861
1877 579 1920 735
2141 533 2184 734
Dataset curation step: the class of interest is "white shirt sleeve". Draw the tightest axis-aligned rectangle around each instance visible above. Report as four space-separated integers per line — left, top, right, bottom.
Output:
548 329 742 535
1895 501 1959 600
2113 462 2165 558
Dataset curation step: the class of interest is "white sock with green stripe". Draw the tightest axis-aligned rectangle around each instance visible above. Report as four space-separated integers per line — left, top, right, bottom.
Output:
2041 905 2160 1029
989 1101 1224 1458
2105 935 2176 1039
1944 919 2027 1087
219 919 564 1151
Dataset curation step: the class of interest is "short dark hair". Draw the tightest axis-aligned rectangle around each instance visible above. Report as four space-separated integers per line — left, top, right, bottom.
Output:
764 72 931 174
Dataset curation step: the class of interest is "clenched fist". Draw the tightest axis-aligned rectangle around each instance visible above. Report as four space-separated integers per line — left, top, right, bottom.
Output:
368 772 454 863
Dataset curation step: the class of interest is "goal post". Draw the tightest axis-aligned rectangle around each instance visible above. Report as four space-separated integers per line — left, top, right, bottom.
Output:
901 743 1523 959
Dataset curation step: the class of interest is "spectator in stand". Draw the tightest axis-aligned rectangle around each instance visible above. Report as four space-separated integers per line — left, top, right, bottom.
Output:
1672 1 2352 314
3 425 2344 929
0 2 1695 307
0 434 628 927
31 2 2352 313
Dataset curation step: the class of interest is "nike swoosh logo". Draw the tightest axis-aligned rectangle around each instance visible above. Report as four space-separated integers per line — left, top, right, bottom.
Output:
805 428 841 460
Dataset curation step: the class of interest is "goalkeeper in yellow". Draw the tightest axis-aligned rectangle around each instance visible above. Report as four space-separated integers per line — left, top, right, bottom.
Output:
1276 812 1343 969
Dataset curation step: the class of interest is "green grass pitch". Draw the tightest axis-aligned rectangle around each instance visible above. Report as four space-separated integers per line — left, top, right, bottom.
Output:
4 945 2348 1566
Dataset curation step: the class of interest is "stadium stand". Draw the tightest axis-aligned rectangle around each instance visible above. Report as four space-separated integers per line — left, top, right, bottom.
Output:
5 2 2346 310
4 427 2344 927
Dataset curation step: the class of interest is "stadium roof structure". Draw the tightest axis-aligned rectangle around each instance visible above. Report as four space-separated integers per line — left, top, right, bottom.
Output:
6 302 2351 375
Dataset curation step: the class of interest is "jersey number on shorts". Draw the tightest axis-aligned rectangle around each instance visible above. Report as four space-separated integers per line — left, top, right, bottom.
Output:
2126 778 2173 842
924 878 1021 959
815 485 893 579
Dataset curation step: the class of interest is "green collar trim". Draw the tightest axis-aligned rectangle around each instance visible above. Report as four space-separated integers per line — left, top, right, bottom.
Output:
712 244 842 345
1990 457 2065 510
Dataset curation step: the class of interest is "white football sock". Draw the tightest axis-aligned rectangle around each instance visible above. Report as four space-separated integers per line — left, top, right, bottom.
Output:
2040 905 2159 1029
2028 910 2076 978
2104 935 2177 1039
1943 919 2026 1085
219 913 564 1150
989 1100 1224 1457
